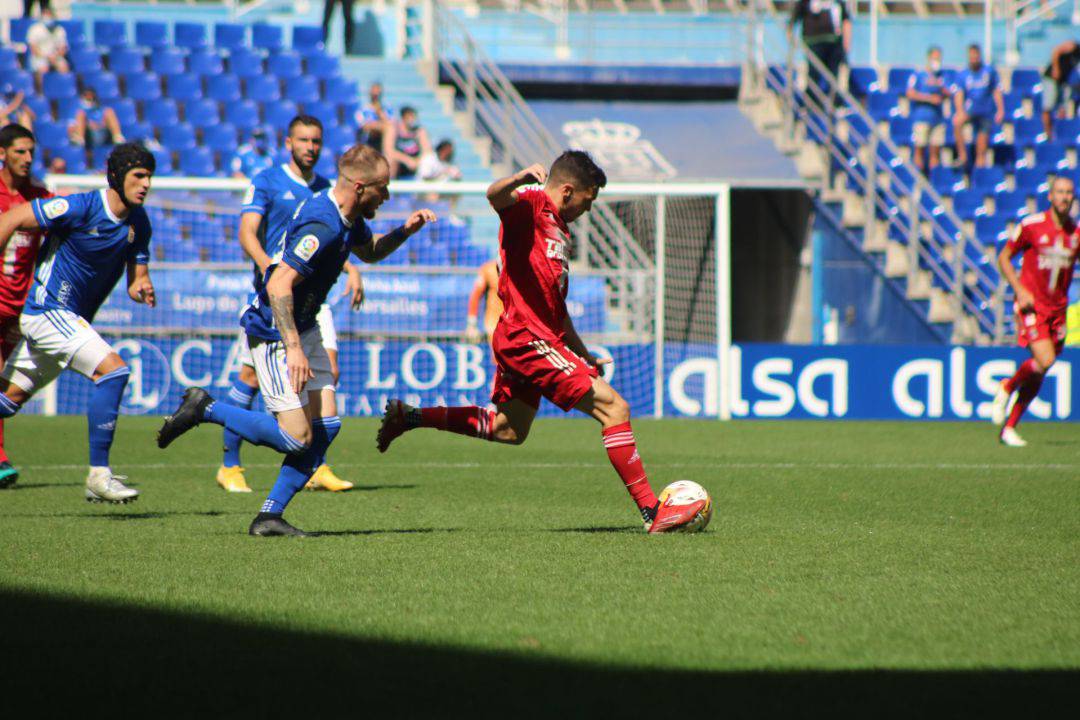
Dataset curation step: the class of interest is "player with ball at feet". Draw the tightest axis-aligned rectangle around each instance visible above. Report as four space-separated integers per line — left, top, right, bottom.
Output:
377 151 707 533
158 145 437 536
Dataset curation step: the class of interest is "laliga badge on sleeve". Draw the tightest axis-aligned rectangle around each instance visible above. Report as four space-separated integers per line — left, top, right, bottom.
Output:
295 234 320 262
43 198 69 220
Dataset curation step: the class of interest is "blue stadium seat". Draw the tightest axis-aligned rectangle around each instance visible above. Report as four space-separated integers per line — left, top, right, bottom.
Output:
24 95 50 120
215 23 247 51
244 75 281 102
1054 117 1080 144
203 123 238 154
929 166 965 195
252 23 284 53
886 66 915 92
314 152 337 178
1012 117 1045 146
0 48 17 73
206 74 242 103
1003 91 1027 120
292 25 325 54
230 49 265 79
867 91 900 121
305 53 340 80
185 99 221 128
124 120 154 145
86 71 120 101
224 100 260 131
124 72 162 102
847 66 879 97
151 48 187 76
1034 141 1068 170
166 73 202 102
181 147 217 176
994 191 1029 220
188 49 224 77
303 100 337 125
1034 194 1051 213
1014 165 1051 196
5 70 33 97
174 23 208 50
42 72 77 101
145 98 180 128
34 120 67 151
323 124 354 152
54 145 88 174
268 52 303 80
888 116 914 145
108 47 146 75
93 20 127 48
324 76 358 105
108 98 137 126
970 166 1007 194
59 19 86 47
135 21 169 49
90 144 112 172
161 123 197 152
1010 68 1041 96
55 96 82 123
9 17 34 44
151 149 174 176
263 99 299 129
284 76 320 104
951 189 987 220
975 214 1009 247
69 46 102 73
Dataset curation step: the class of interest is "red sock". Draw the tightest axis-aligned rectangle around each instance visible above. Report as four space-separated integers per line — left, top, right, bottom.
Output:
0 418 7 463
420 406 495 440
1005 358 1041 393
1005 372 1045 429
602 422 658 513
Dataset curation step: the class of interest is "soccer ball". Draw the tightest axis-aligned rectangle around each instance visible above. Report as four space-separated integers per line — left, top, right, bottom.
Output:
658 480 713 533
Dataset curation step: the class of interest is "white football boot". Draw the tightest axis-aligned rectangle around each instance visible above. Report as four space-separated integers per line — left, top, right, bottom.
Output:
85 467 139 503
999 427 1028 448
990 381 1012 426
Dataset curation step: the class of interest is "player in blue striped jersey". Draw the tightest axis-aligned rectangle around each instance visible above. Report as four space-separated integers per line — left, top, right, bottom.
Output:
219 115 362 494
158 145 437 536
0 143 157 503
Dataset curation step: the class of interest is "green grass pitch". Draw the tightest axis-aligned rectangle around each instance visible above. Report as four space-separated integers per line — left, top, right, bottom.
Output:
1 415 1077 714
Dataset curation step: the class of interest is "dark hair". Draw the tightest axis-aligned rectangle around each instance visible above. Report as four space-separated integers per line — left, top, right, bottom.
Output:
106 142 155 201
928 45 941 55
968 43 981 53
287 115 323 135
436 140 453 153
400 105 417 117
548 150 607 190
0 123 34 149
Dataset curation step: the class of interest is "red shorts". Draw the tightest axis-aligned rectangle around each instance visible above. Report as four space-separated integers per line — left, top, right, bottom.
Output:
1016 307 1067 354
490 324 598 411
0 313 21 361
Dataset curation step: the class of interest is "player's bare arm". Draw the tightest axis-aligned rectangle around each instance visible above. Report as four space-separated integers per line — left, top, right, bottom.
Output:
126 262 156 307
997 244 1035 312
341 260 364 309
0 203 40 255
238 211 273 274
266 263 312 394
486 164 547 211
353 209 438 263
562 315 609 375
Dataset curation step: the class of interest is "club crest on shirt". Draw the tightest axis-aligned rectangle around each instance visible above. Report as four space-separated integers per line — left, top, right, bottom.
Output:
295 234 320 261
243 185 256 205
42 198 68 220
127 226 136 244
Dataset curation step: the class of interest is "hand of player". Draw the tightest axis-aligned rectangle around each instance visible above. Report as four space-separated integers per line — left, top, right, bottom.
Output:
285 345 313 395
591 356 612 378
1015 287 1036 313
517 163 547 186
342 264 365 310
129 279 155 307
465 326 483 344
404 209 438 235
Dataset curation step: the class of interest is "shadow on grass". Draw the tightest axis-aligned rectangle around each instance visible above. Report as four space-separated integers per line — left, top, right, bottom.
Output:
549 525 642 534
310 527 455 537
0 588 1072 717
347 484 419 492
7 482 84 490
2 510 240 521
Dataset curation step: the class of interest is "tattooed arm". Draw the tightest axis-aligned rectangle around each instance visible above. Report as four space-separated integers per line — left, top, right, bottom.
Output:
265 262 312 394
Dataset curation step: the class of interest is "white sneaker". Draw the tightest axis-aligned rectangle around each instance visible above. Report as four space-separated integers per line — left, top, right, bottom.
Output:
990 380 1012 426
999 427 1028 448
85 467 139 503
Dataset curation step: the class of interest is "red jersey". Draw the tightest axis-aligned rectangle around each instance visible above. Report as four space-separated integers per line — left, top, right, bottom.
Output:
496 188 571 341
0 175 52 319
1007 211 1080 315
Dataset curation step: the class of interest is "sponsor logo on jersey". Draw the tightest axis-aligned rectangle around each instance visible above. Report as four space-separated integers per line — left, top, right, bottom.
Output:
282 191 295 200
87 227 98 236
42 198 68 220
295 234 320 261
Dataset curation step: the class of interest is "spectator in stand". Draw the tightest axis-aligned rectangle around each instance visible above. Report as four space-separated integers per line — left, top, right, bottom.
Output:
0 81 35 131
419 140 462 182
952 44 1004 170
355 81 394 150
788 0 851 103
69 88 124 150
26 8 69 87
906 46 950 172
1041 39 1080 139
321 0 355 55
386 105 432 179
24 1 52 17
230 127 274 180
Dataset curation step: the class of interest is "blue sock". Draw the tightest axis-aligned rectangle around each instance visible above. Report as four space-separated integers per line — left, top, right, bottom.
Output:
0 393 20 419
260 416 341 515
222 379 258 468
88 368 130 467
203 401 307 455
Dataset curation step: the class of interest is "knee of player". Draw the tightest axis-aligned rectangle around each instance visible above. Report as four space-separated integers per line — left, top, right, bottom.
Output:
331 368 340 385
608 394 631 425
492 415 528 445
284 424 313 450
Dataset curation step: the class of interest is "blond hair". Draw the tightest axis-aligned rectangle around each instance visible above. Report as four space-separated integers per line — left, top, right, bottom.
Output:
337 144 388 181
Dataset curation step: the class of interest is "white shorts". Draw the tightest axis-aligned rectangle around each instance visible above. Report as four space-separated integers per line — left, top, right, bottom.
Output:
0 310 114 394
913 121 946 147
236 303 336 367
249 325 335 413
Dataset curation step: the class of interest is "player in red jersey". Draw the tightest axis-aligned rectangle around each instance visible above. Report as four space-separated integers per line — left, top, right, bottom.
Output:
992 175 1080 446
377 151 705 533
0 125 52 487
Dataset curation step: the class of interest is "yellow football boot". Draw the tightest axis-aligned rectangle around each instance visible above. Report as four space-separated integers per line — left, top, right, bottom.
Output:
216 466 252 493
304 464 353 492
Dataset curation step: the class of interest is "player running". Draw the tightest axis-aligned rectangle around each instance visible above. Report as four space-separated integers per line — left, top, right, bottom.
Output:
157 145 437 536
0 143 157 502
219 114 363 494
377 151 706 534
0 124 52 488
465 258 501 345
992 175 1080 446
